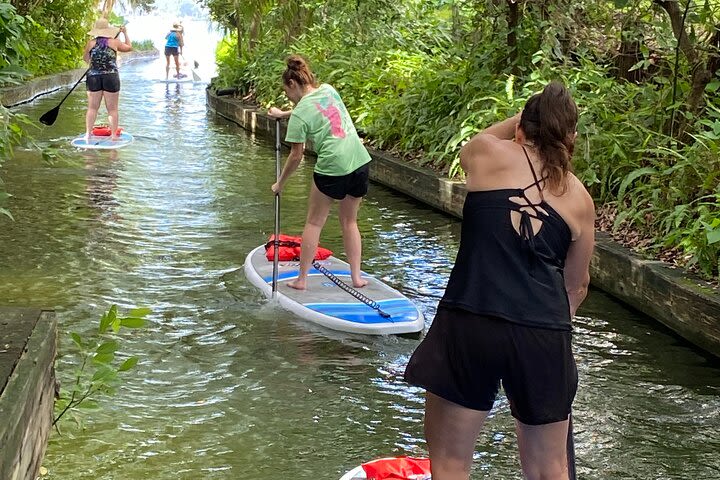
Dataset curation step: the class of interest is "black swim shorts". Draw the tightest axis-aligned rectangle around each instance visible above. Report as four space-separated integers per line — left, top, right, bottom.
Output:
313 163 370 200
86 72 120 93
404 306 578 426
165 46 179 56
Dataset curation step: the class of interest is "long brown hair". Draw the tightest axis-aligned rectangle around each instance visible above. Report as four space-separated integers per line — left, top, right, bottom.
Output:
282 55 319 88
519 81 578 194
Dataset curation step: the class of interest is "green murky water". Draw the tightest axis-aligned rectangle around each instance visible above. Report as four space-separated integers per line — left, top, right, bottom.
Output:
1 56 719 480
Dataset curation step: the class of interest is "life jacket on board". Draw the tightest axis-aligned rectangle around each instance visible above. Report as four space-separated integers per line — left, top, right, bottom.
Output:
264 234 333 262
361 456 431 480
91 125 123 136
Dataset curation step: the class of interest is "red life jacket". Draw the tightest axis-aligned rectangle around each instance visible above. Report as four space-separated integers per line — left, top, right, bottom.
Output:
91 125 123 136
264 234 333 262
361 457 431 479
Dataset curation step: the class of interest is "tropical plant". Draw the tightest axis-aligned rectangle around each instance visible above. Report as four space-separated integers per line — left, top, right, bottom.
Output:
53 305 149 428
208 0 720 278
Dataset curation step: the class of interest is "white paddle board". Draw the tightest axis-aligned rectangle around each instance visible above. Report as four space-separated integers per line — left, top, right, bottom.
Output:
340 466 366 480
155 77 196 83
244 245 424 335
70 132 134 150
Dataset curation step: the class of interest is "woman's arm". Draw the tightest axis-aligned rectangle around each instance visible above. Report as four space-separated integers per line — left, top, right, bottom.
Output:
271 143 305 193
481 111 521 140
114 26 132 53
564 182 596 317
268 107 292 119
82 40 94 63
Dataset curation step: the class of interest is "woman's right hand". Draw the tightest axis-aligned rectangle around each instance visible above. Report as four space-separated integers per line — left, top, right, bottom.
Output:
268 107 285 118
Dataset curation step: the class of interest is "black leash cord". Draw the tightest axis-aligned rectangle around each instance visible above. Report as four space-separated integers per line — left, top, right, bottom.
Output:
311 261 392 319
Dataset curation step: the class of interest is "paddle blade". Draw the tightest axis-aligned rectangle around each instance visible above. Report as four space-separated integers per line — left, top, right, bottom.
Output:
39 106 59 126
191 69 201 82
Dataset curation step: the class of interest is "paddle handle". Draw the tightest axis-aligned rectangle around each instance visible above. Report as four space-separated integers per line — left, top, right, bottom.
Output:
271 119 281 297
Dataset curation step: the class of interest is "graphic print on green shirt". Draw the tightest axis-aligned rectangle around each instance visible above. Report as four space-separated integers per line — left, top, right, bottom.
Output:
285 84 371 176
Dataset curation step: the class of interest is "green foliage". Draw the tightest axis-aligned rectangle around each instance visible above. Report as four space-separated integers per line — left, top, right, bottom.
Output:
0 0 96 82
0 104 35 219
132 39 155 51
209 0 720 278
53 305 150 428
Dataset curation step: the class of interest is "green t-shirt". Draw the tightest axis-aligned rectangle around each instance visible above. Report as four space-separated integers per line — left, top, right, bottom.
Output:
285 84 371 176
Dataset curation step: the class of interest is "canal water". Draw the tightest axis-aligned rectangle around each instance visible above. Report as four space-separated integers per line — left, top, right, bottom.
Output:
2 40 719 480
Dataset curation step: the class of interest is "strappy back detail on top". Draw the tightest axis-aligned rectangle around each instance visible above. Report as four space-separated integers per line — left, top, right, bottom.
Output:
88 37 118 76
439 146 574 331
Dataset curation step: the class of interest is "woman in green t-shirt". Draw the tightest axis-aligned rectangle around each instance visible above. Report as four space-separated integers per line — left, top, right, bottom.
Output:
268 55 372 291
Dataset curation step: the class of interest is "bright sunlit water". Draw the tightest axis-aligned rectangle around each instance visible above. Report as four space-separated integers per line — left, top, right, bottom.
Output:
1 19 719 479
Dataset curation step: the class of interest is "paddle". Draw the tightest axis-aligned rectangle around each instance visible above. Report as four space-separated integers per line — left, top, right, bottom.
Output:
567 413 577 480
180 53 201 82
39 69 89 125
39 24 126 126
272 118 281 298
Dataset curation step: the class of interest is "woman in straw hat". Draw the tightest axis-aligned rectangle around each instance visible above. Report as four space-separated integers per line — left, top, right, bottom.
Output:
164 22 185 80
82 18 132 141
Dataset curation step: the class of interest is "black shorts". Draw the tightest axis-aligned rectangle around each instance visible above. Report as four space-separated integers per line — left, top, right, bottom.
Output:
404 306 578 425
165 46 179 56
86 73 120 93
313 163 370 200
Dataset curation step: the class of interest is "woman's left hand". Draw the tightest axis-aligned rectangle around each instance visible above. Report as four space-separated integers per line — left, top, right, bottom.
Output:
271 182 282 194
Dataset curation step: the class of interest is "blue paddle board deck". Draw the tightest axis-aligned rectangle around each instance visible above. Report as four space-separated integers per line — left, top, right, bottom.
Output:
244 245 424 335
71 132 134 150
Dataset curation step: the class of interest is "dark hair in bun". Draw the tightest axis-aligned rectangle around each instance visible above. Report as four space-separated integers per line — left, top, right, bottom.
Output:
519 81 578 193
282 54 318 88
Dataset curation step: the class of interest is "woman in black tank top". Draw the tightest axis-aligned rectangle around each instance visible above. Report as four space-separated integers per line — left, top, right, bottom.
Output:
405 82 595 480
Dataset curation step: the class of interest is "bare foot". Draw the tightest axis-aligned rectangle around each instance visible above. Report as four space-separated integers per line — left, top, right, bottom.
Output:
287 279 307 290
110 136 119 141
352 277 369 288
84 133 90 143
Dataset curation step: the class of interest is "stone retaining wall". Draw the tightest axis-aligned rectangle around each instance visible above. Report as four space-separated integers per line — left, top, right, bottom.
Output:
206 89 720 358
0 308 57 480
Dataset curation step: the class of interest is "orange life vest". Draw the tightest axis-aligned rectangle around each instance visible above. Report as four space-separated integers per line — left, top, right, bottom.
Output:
264 234 333 262
361 457 431 479
91 125 123 136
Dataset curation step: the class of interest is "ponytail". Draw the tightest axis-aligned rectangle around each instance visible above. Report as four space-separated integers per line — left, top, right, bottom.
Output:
282 55 318 88
519 81 578 194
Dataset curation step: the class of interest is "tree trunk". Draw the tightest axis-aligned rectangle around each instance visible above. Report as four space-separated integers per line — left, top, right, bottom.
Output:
507 0 520 72
654 0 718 140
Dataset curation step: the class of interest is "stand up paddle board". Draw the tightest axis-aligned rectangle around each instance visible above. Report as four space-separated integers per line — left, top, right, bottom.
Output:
70 132 134 150
244 245 424 335
155 77 196 83
340 466 366 480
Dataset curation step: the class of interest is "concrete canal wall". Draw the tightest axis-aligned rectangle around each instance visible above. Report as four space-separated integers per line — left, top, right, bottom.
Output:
0 309 57 480
206 89 720 358
0 48 156 478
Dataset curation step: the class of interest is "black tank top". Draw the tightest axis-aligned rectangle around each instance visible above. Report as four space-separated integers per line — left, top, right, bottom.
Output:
439 147 573 330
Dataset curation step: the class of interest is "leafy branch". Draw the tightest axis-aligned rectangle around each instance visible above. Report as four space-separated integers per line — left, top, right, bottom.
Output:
53 305 150 429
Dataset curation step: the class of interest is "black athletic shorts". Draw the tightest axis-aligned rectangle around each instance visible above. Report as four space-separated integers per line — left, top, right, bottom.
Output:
313 163 370 200
404 306 578 425
165 46 179 56
86 72 120 93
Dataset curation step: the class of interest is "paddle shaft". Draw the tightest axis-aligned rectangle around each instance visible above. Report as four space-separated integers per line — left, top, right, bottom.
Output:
567 413 577 479
272 119 281 297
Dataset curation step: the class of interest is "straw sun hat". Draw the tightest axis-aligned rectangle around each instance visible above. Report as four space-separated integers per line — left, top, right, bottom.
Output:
88 18 120 38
